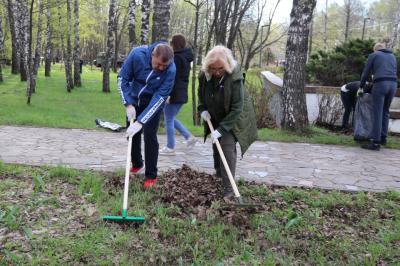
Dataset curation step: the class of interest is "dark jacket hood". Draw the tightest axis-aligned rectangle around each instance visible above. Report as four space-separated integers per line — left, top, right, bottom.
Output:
174 48 194 62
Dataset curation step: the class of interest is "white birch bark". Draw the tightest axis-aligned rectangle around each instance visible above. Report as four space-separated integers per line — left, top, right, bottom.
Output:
44 0 52 76
128 0 136 48
281 0 316 130
140 0 150 44
102 0 116 93
152 0 171 42
73 0 81 86
388 0 400 49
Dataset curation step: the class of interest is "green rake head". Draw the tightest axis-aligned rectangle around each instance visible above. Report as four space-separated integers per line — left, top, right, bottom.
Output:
103 209 145 223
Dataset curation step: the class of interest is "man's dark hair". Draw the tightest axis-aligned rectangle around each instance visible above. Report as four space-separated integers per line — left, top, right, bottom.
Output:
171 34 186 51
152 44 174 64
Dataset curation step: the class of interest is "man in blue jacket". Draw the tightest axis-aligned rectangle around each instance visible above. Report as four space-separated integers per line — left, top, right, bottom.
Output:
118 42 176 187
359 42 398 150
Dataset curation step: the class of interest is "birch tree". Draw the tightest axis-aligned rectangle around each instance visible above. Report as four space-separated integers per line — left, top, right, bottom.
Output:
73 0 81 86
281 0 316 130
152 0 171 42
17 0 27 81
57 0 73 92
31 0 44 94
0 9 4 82
113 5 128 73
140 0 150 44
183 0 205 125
44 0 52 77
6 0 20 74
388 0 400 48
102 0 116 93
65 0 73 90
128 0 136 48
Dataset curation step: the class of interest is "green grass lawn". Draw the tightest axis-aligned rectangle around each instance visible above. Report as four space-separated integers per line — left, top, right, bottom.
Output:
1 65 399 148
0 163 399 264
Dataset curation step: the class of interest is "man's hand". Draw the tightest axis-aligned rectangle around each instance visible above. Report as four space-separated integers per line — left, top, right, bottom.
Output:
200 110 211 121
126 121 142 138
211 130 222 143
126 105 136 121
357 88 364 97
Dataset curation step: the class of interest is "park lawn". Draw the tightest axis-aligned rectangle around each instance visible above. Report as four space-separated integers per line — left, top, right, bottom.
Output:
0 162 399 265
1 65 400 148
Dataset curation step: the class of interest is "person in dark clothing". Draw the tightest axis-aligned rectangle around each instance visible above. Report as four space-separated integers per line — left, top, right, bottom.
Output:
118 42 176 187
359 42 398 151
160 34 197 155
340 81 360 130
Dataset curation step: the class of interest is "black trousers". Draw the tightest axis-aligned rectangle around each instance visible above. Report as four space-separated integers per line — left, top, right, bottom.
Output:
340 91 357 128
126 97 162 179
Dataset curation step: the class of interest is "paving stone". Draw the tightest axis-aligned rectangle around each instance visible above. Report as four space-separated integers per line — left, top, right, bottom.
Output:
1 125 400 192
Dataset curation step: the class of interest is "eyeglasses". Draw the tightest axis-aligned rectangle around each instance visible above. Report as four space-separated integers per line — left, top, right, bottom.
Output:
208 66 225 73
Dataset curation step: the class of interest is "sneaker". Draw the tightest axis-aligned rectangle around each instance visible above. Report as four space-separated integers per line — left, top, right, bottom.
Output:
159 146 175 155
130 165 144 173
144 178 157 188
186 137 198 147
361 142 380 151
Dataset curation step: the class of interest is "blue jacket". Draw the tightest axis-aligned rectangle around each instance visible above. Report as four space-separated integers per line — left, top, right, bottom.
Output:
118 42 176 124
360 49 397 88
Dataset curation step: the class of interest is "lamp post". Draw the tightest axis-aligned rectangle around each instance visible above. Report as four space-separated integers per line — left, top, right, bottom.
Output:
259 24 269 68
361 17 370 40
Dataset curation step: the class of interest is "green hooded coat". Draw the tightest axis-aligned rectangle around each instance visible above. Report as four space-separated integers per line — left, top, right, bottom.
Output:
198 66 258 156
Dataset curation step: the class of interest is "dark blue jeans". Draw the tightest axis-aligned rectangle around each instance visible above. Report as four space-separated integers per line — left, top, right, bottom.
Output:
371 81 397 143
126 97 162 179
340 91 357 128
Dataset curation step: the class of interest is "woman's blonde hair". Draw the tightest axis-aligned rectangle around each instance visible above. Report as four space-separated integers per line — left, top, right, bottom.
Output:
373 42 385 51
201 45 237 78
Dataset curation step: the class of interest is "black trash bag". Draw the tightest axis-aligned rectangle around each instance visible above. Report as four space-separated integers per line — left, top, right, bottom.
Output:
95 118 124 132
353 93 373 141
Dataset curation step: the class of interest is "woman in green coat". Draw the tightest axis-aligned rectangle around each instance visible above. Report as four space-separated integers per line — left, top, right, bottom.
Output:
198 45 257 197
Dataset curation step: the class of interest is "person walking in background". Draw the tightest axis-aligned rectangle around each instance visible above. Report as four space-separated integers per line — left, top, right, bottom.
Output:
359 42 398 151
118 42 176 187
198 45 257 197
160 34 197 155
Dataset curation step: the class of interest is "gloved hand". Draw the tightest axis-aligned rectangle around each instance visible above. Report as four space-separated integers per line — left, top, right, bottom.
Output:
126 121 142 138
357 88 364 97
211 130 222 143
200 110 211 121
126 105 136 121
166 96 171 104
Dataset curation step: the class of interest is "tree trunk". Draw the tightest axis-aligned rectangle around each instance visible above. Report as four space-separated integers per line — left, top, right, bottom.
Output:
281 0 316 130
16 0 32 103
65 0 74 90
31 0 44 94
102 0 116 93
128 0 136 48
152 0 171 42
73 0 81 86
44 0 52 77
140 0 150 45
0 12 3 82
191 3 200 125
16 0 27 82
323 0 328 51
7 0 20 74
57 0 72 92
344 0 351 42
388 0 400 49
113 10 128 73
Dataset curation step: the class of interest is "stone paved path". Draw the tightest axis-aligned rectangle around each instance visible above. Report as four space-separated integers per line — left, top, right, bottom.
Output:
1 125 399 192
